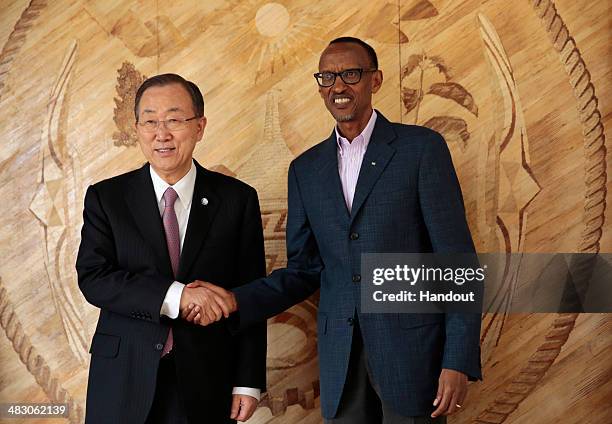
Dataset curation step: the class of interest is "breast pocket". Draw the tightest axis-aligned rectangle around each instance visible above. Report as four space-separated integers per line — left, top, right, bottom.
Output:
89 332 121 358
373 187 413 206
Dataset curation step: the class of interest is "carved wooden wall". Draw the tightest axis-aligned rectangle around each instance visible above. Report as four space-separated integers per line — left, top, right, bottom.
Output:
0 1 610 423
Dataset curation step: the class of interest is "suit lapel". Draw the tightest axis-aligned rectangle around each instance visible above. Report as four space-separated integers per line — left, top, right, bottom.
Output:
125 164 174 278
316 132 351 222
349 113 397 224
177 163 221 280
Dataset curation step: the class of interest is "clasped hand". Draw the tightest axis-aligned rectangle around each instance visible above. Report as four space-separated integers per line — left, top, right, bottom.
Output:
179 280 237 325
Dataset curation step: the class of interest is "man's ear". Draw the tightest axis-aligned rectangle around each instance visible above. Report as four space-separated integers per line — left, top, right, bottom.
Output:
196 116 207 141
371 70 383 94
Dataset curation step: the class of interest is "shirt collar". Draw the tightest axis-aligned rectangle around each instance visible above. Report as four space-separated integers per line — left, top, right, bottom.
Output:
335 109 378 153
149 161 196 211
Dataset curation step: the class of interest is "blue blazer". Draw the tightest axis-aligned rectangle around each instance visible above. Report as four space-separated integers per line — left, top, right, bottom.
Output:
234 112 481 418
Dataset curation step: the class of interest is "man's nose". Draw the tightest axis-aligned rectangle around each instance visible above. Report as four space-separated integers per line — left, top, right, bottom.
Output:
155 122 172 140
331 76 348 92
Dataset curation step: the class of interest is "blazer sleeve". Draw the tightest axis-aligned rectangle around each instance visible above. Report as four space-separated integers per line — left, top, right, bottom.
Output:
76 185 173 323
231 187 267 391
417 131 482 380
232 161 323 329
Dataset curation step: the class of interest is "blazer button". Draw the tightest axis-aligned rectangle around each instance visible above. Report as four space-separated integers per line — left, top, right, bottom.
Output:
352 274 361 283
350 232 359 240
155 343 164 351
347 317 355 326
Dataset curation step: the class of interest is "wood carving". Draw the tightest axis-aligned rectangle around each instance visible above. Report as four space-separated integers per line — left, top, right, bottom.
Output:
402 54 478 151
0 0 48 99
0 1 609 424
29 40 88 365
112 62 146 147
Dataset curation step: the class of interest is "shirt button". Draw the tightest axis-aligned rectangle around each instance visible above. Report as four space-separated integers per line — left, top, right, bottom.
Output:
352 274 361 283
347 318 355 326
155 343 164 351
350 232 359 240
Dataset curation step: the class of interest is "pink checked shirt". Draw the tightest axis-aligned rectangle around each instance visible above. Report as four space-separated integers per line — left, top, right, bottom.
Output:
335 110 378 212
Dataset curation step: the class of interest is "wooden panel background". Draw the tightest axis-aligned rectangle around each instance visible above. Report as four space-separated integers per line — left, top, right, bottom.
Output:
0 0 610 423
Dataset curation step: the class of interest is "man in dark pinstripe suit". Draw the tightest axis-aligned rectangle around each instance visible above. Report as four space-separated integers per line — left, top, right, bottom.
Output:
76 74 266 424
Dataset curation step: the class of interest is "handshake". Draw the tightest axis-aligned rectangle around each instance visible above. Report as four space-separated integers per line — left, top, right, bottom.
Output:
179 281 238 326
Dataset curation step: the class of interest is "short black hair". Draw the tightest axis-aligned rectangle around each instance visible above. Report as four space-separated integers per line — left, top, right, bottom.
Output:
328 36 378 69
134 73 204 121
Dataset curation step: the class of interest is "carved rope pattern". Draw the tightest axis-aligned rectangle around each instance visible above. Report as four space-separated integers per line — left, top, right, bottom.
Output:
0 0 47 99
0 287 83 423
475 1 607 422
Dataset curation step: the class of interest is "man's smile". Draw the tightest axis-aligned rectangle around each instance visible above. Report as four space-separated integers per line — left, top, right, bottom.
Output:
332 96 353 107
154 147 176 155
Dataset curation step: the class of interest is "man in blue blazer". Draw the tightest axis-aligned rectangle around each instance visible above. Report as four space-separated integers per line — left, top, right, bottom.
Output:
193 37 481 424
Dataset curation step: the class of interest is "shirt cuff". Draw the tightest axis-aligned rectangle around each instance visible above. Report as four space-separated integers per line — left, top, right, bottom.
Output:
160 281 185 319
232 387 261 401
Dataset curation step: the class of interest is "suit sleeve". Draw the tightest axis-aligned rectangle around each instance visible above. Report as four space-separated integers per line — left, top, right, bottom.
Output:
232 188 267 391
418 131 482 381
76 185 173 323
232 162 323 329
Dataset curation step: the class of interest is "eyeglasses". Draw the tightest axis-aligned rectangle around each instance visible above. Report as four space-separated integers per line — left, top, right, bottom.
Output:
313 68 378 87
137 116 199 132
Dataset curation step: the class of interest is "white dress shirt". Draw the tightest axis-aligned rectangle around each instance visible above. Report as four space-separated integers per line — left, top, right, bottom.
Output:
151 161 260 400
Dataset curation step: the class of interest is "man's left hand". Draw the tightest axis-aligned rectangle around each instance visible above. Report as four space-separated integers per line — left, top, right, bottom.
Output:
431 368 468 418
230 394 258 422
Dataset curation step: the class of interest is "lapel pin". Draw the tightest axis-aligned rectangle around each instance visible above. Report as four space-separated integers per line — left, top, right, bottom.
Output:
371 161 376 166
201 197 209 206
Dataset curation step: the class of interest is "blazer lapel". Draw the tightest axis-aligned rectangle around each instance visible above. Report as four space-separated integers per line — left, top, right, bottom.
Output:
125 164 174 278
177 163 220 280
350 113 397 224
315 131 351 222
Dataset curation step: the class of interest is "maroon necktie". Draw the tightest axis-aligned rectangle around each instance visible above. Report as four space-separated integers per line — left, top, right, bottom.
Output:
161 187 179 356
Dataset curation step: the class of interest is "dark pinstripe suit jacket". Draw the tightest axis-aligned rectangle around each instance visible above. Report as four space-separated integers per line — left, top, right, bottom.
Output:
76 161 266 424
234 112 482 419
